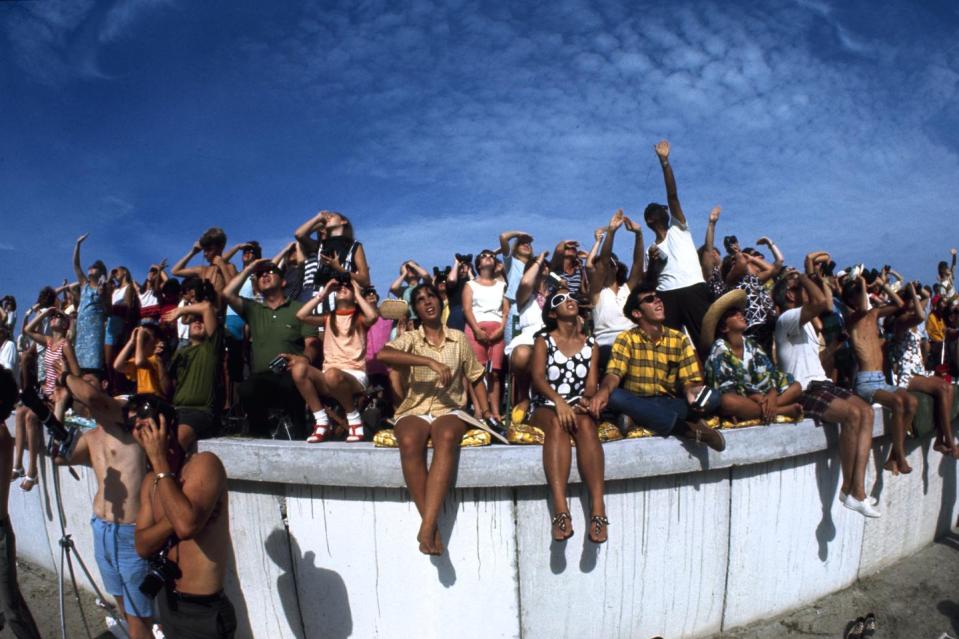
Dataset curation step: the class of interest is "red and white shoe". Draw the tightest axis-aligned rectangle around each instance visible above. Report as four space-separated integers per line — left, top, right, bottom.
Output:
306 425 328 444
346 423 365 442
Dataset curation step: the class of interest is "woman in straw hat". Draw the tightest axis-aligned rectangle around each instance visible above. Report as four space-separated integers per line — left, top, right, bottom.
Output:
702 289 802 423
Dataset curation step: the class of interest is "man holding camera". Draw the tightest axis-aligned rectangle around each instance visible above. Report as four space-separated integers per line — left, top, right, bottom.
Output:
131 397 235 638
0 369 42 639
56 371 156 638
223 259 318 437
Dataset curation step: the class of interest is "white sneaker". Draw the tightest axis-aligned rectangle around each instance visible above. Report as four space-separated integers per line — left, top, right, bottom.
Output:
843 495 882 518
839 490 880 507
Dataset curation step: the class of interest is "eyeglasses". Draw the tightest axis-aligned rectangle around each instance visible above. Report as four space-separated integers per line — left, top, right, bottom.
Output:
256 269 279 278
478 251 495 259
549 293 573 309
638 293 660 305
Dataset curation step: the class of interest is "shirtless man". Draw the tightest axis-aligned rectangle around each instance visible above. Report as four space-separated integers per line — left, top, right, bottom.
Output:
131 396 235 639
172 227 237 299
0 369 42 639
843 275 917 475
57 371 154 638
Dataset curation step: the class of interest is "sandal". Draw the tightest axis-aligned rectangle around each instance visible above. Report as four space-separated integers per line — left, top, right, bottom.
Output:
306 425 328 444
551 511 573 541
862 612 877 637
845 617 864 639
346 424 365 443
10 467 24 482
589 515 609 544
20 474 38 492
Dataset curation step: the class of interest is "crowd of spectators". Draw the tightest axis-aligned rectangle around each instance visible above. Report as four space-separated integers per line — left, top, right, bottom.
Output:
2 139 959 557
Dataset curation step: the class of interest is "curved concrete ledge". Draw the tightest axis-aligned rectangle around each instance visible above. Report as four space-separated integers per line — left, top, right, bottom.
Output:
7 406 959 639
199 418 887 488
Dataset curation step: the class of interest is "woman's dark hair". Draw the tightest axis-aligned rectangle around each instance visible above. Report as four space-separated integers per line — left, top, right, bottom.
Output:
622 282 658 319
611 254 628 286
181 275 213 302
160 279 182 305
720 254 738 281
409 282 441 320
89 260 107 279
244 241 262 259
474 251 498 271
37 286 57 308
939 261 949 271
199 227 227 251
337 213 355 241
1 295 16 310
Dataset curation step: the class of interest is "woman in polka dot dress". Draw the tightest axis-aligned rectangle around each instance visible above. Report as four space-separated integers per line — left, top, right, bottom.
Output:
530 290 608 543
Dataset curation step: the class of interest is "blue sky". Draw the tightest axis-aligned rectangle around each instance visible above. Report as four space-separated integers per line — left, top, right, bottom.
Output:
2 0 958 311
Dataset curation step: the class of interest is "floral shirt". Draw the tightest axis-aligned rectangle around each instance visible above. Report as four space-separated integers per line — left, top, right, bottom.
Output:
705 337 794 396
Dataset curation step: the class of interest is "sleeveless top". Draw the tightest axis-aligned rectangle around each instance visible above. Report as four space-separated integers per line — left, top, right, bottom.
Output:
323 310 367 373
591 285 634 347
467 279 506 323
75 285 105 370
42 340 65 399
111 285 129 315
531 333 595 407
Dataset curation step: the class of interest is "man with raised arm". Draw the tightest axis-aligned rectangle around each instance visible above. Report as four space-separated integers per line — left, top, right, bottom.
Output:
55 371 155 637
842 273 917 475
223 258 318 437
0 369 42 639
132 398 235 638
643 140 712 352
588 283 725 451
772 253 880 517
171 227 237 298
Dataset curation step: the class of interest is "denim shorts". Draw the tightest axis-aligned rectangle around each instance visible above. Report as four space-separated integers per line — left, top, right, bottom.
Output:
854 371 898 404
91 517 155 618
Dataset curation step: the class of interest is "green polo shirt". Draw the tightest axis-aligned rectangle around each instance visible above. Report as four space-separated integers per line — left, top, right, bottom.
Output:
240 297 315 373
170 328 222 412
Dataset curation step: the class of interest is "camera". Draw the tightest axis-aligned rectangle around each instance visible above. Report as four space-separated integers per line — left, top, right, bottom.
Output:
140 553 182 598
125 394 176 431
269 355 289 374
20 384 79 458
822 260 836 277
333 272 351 286
455 253 473 264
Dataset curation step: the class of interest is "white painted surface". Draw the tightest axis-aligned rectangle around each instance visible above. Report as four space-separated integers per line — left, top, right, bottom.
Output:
516 471 729 639
285 485 520 639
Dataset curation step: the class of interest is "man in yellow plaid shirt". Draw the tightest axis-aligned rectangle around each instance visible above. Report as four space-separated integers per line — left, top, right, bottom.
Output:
589 283 725 451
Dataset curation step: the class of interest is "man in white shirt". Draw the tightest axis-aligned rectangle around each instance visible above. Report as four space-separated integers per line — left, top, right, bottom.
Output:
644 140 712 352
773 254 880 517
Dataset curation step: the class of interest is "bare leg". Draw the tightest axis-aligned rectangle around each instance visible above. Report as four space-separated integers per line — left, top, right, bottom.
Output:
176 424 197 454
821 398 867 500
13 405 27 476
873 390 911 474
22 411 41 489
720 394 763 420
774 383 804 418
571 414 606 543
420 415 466 555
532 408 573 540
115 595 153 639
488 370 502 421
509 346 532 419
909 375 956 454
395 416 432 553
321 369 363 413
290 362 328 412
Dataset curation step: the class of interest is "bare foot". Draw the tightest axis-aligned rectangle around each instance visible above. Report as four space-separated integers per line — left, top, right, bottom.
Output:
934 440 950 454
417 525 436 555
883 458 900 476
779 403 803 421
432 527 444 556
897 456 913 474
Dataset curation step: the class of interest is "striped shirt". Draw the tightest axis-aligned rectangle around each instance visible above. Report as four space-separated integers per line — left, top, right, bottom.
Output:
606 326 702 397
387 327 485 419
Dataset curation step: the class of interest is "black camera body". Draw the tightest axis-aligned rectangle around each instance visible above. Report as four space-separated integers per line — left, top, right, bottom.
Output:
268 355 289 374
455 253 473 264
20 385 79 455
333 271 351 286
140 553 182 598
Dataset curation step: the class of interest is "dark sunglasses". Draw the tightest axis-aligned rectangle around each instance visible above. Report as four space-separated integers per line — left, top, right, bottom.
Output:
549 293 573 309
255 268 279 278
638 293 660 305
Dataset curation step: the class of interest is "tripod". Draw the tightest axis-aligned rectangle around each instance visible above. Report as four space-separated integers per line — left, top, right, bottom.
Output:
49 460 130 639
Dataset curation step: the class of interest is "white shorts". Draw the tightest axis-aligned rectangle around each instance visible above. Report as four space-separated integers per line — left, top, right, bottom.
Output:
337 368 369 390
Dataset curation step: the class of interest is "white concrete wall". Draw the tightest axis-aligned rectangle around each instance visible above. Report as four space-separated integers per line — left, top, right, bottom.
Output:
6 419 959 639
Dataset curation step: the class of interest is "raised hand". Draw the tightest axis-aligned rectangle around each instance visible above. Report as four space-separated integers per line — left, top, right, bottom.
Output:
654 139 670 160
951 248 957 257
756 236 772 247
609 209 625 230
708 206 721 224
593 227 606 242
76 233 89 245
624 216 643 234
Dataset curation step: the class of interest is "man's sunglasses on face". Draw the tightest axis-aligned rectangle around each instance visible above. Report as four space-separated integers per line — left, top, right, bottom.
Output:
638 293 660 305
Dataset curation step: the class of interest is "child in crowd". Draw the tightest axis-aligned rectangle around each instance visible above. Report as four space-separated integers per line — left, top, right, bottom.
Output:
290 277 380 443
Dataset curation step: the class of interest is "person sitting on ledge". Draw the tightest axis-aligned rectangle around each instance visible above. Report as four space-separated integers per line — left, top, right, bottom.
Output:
376 283 494 556
289 276 380 443
223 259 318 438
701 289 803 423
888 283 958 457
773 254 880 518
588 282 726 451
130 396 236 639
842 273 917 475
529 290 608 543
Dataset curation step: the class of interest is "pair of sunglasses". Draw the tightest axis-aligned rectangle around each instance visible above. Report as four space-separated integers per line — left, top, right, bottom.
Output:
549 293 575 309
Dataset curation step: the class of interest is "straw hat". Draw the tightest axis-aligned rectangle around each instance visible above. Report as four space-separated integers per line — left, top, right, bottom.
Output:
379 299 409 321
700 289 747 350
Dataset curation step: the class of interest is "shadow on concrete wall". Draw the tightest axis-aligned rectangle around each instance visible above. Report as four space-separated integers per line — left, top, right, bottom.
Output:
815 429 842 562
937 454 957 537
430 493 461 588
935 599 959 635
275 529 352 639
